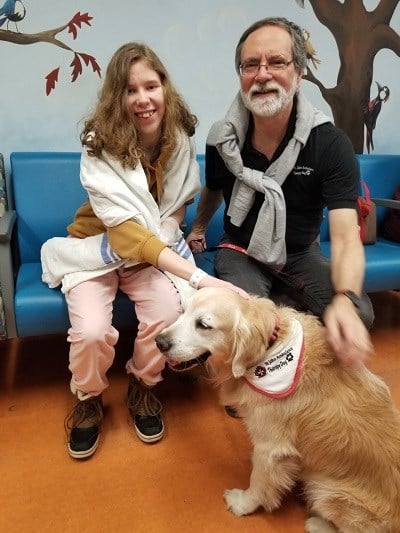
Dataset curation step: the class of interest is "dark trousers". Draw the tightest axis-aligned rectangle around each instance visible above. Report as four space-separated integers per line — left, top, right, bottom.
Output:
214 241 374 328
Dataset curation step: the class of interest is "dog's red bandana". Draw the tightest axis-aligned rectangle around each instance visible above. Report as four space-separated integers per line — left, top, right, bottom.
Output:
243 318 304 398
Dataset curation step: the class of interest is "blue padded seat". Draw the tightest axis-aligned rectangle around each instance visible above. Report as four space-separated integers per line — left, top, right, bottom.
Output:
320 240 400 294
15 263 135 337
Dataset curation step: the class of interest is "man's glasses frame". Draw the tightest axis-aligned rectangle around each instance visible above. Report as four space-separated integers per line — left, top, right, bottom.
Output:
239 59 294 77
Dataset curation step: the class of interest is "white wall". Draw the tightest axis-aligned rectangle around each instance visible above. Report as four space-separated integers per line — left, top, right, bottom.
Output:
1 0 399 174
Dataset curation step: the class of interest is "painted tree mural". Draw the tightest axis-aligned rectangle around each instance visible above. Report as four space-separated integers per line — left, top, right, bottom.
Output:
0 8 101 95
297 0 400 153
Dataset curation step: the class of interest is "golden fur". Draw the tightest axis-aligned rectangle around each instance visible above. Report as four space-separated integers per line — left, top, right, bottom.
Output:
156 287 400 533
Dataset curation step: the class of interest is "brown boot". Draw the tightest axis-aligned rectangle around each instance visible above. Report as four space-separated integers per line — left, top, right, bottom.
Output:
127 376 164 443
65 395 103 459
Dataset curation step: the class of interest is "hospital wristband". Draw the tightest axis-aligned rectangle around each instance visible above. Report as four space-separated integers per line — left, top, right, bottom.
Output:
189 268 208 289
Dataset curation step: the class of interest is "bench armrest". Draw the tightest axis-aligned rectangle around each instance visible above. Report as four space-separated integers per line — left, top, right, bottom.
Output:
0 210 16 242
371 198 400 210
0 210 17 338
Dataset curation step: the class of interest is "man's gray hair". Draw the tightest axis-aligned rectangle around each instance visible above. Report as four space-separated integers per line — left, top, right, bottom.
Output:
235 17 307 73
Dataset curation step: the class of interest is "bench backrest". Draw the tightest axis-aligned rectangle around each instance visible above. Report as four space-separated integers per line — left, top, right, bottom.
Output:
11 152 86 263
10 152 400 261
10 152 219 264
357 154 400 227
184 154 225 248
319 154 400 241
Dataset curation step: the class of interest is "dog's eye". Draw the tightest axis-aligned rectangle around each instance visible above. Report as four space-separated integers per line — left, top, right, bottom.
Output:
196 319 212 330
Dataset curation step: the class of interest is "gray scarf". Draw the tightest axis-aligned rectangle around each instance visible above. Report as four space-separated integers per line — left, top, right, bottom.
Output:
207 91 331 268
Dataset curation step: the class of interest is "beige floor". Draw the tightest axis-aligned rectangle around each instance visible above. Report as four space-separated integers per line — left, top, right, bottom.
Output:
1 291 399 533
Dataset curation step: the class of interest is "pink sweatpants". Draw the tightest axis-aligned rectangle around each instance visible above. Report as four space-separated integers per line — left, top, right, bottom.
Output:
65 266 182 398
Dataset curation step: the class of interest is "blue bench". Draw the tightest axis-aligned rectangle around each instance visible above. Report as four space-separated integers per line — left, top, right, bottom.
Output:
0 153 135 339
0 152 399 339
319 154 400 293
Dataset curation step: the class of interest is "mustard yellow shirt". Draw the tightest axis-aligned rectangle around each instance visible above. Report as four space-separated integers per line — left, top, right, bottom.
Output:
67 153 175 268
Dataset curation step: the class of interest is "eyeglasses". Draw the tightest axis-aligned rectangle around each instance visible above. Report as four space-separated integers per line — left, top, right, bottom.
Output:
239 59 294 77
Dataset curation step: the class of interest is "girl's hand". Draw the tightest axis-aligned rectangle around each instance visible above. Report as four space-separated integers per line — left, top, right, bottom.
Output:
199 274 250 299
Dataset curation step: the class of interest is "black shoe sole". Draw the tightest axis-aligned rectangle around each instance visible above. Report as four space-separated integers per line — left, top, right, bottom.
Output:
68 434 100 459
68 425 101 459
134 425 164 443
134 416 164 443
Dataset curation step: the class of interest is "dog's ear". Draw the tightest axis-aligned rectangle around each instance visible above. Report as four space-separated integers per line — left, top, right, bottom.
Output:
230 319 266 379
231 319 254 378
231 297 277 378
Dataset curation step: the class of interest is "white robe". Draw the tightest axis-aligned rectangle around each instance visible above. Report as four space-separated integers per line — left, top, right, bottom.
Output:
41 132 200 302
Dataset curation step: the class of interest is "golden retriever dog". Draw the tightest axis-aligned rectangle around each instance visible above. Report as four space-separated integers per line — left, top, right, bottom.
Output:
155 287 400 533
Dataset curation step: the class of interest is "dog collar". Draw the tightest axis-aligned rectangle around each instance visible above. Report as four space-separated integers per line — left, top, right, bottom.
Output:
243 318 304 398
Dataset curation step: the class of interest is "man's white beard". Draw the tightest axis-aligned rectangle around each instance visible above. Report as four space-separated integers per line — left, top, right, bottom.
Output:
241 79 298 117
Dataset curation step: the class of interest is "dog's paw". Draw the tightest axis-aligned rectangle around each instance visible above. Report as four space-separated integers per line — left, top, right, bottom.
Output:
224 488 258 516
305 516 338 533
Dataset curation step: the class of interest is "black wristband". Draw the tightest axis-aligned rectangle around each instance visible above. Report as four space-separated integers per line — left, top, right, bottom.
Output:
335 290 361 310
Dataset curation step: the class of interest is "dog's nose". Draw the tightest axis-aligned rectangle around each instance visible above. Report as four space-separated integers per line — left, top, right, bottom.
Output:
155 334 171 353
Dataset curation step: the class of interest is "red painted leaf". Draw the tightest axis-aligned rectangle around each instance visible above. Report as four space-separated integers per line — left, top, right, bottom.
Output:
78 53 102 77
45 67 60 95
67 11 93 40
70 54 83 82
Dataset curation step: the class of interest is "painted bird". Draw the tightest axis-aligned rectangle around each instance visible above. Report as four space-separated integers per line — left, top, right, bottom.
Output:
302 28 321 69
0 0 26 31
364 81 390 154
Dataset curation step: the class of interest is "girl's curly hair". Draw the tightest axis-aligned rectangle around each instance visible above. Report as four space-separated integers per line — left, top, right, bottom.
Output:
81 42 198 168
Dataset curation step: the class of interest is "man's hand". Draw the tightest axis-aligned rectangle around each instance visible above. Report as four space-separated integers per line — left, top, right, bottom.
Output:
186 231 206 253
323 295 374 368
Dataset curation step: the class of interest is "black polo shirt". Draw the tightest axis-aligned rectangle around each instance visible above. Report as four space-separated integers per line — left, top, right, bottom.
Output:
205 101 359 253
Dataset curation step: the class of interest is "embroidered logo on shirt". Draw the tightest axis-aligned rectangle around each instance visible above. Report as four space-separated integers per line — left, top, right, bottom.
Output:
293 165 314 177
243 318 304 398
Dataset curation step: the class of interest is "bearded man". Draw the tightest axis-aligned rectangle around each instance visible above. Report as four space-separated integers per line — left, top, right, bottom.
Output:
187 17 374 368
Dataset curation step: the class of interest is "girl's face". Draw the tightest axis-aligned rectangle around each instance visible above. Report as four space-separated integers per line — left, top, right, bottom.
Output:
126 60 166 148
